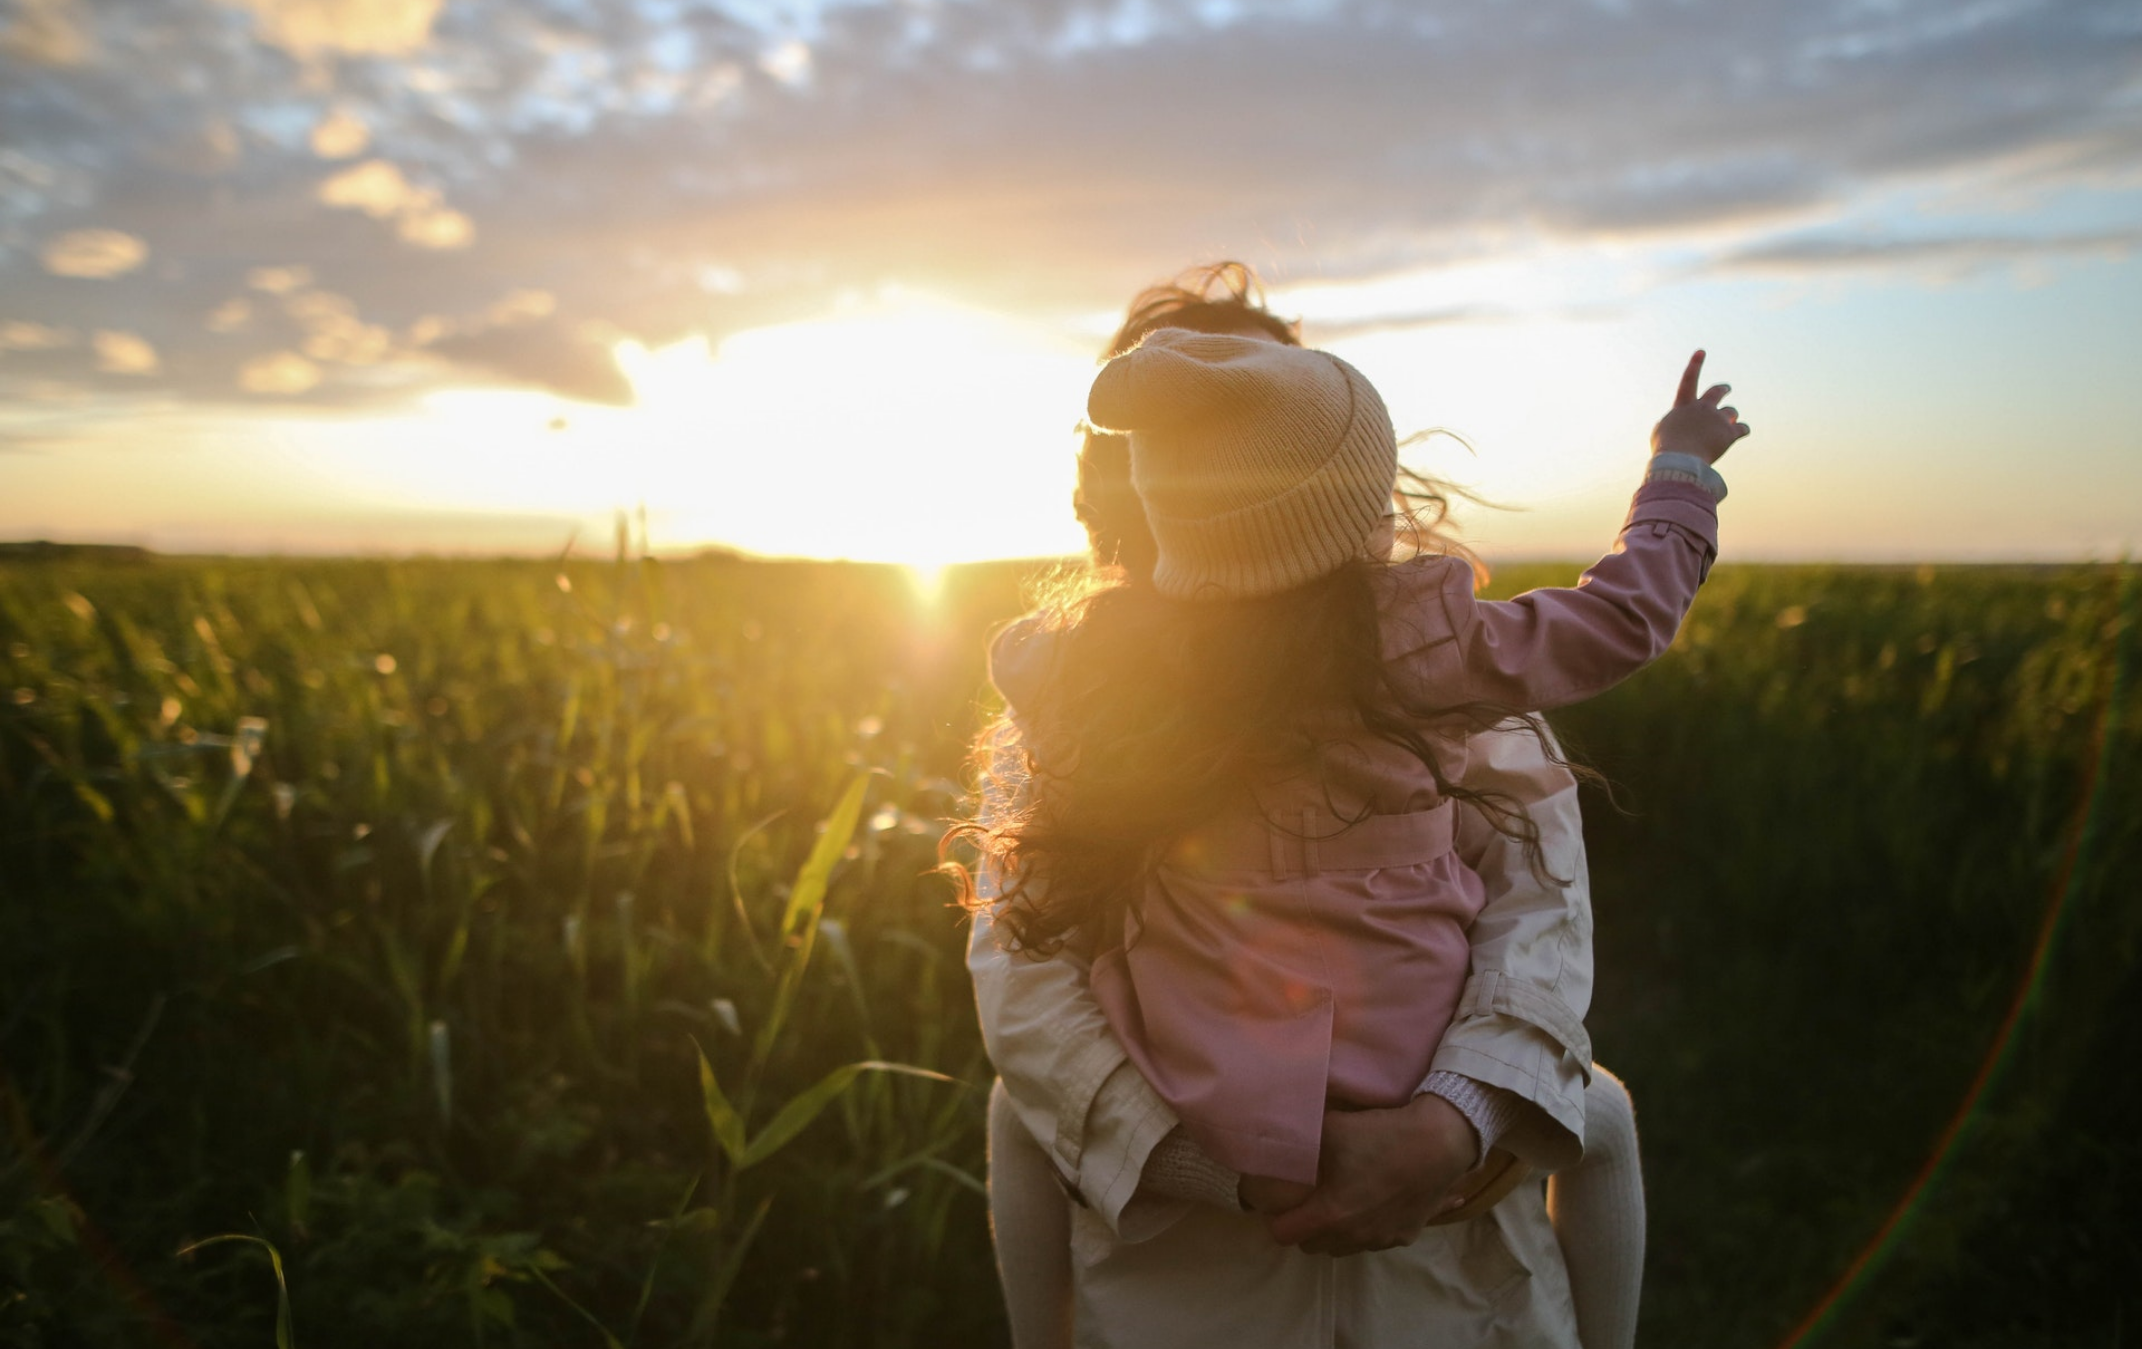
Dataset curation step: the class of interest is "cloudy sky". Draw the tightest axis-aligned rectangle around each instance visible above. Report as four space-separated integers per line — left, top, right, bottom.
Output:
2 0 2139 563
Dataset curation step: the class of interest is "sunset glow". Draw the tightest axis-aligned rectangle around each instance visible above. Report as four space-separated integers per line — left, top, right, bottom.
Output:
2 1 2138 562
610 295 1094 564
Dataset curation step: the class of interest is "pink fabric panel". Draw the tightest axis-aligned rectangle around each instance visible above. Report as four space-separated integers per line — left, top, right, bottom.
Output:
1091 850 1484 1185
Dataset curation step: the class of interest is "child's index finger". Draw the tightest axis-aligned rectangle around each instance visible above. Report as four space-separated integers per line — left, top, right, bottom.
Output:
1676 350 1705 405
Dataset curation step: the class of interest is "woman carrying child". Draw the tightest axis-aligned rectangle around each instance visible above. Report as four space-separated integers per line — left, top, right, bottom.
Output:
959 266 1746 1348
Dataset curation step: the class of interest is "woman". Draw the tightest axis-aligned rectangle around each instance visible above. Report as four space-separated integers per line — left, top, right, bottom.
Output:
965 265 1641 1348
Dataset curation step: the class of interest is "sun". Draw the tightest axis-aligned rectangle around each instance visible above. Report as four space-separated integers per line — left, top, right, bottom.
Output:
617 291 1097 565
273 290 1100 564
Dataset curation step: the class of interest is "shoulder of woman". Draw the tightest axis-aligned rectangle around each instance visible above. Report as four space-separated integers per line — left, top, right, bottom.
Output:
1465 718 1575 793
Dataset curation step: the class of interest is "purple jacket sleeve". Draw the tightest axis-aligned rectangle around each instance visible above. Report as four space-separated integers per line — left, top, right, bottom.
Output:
1384 479 1719 713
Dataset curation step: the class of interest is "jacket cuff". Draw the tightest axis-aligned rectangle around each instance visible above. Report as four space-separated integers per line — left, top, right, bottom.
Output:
1623 478 1720 552
1621 478 1720 584
1430 969 1594 1171
1046 1034 1129 1176
1076 1060 1183 1237
1429 1038 1584 1172
1458 970 1592 1066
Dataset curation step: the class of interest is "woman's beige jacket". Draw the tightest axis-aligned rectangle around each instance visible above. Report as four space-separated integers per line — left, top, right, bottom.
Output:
968 724 1600 1347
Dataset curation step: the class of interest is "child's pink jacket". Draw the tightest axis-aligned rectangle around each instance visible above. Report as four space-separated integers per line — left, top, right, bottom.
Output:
991 478 1719 1184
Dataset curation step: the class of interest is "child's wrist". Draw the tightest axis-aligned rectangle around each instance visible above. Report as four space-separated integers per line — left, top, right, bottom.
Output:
1643 451 1728 501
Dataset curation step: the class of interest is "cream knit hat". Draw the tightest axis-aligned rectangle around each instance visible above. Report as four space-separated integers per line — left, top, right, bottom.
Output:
1086 328 1397 600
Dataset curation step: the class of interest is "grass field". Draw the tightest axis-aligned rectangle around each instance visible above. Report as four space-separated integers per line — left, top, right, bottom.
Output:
2 551 2136 1347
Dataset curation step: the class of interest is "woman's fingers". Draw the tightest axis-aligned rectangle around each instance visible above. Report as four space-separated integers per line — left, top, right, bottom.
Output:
1298 1226 1410 1257
1702 384 1730 406
1732 421 1753 441
1266 1191 1345 1248
1719 405 1738 423
1675 350 1706 405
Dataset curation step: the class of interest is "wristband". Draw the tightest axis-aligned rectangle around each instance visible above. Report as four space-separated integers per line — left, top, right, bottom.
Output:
1645 451 1728 501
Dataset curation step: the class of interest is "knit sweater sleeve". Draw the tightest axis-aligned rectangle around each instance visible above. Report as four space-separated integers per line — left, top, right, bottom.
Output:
1139 1126 1244 1210
1422 1071 1530 1167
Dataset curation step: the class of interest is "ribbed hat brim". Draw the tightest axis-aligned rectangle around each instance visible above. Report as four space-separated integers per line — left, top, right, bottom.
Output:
1145 424 1395 599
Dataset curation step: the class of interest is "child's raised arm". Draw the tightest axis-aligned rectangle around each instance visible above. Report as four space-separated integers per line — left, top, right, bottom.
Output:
1384 351 1750 714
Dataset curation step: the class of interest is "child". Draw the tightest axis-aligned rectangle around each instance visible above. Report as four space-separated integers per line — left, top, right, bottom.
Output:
971 330 1743 1348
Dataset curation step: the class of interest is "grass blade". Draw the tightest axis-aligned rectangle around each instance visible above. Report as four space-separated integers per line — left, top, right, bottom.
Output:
777 770 870 942
692 1038 746 1166
751 772 875 1066
691 1194 774 1341
178 1234 294 1349
739 1060 953 1170
724 811 783 977
528 1265 626 1349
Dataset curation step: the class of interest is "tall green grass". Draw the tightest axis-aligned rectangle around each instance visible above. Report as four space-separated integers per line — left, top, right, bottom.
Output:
1 550 1020 1345
1 553 2136 1346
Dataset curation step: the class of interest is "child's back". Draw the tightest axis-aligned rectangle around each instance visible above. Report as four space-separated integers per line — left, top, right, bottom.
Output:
989 327 1739 1190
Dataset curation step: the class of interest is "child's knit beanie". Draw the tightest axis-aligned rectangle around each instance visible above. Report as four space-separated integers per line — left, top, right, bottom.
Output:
1086 328 1396 600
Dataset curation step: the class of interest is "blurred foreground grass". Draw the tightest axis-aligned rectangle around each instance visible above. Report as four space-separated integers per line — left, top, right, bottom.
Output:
1 552 2135 1347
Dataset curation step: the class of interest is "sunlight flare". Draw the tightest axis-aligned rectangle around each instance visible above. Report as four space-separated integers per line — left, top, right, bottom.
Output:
621 292 1093 564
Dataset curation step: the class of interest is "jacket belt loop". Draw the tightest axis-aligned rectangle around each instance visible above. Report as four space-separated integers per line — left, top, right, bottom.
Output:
1300 807 1320 878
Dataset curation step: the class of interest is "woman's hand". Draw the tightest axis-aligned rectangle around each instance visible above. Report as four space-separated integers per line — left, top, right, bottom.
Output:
1262 1093 1479 1256
1238 1174 1317 1215
1651 349 1751 465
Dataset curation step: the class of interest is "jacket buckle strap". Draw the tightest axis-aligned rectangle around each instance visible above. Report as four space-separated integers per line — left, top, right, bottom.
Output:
1265 808 1327 879
1457 970 1594 1072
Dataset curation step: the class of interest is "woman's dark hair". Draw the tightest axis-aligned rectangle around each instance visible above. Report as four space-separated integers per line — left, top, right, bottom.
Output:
946 261 1575 958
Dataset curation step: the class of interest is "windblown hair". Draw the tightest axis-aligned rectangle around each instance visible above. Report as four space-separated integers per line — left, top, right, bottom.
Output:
945 262 1575 959
947 484 1556 959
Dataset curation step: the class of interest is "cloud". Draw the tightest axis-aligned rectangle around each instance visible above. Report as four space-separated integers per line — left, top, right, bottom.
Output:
759 40 812 88
317 159 474 249
309 108 370 159
1302 305 1510 343
484 288 556 326
92 329 158 373
317 159 418 218
40 229 147 279
249 266 314 295
238 350 322 393
282 288 395 363
396 202 472 249
0 320 74 350
1710 227 2142 277
429 319 633 405
1 0 2137 414
0 0 93 67
221 0 443 58
205 298 251 332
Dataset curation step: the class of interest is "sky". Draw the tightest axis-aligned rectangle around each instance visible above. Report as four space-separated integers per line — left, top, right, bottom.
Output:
1 0 2138 565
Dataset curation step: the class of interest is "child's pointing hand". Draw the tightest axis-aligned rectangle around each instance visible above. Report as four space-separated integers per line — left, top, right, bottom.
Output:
1651 349 1752 466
